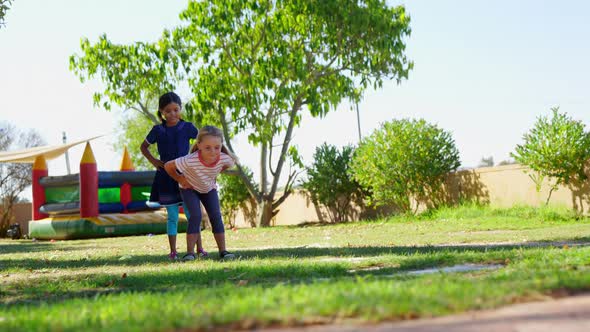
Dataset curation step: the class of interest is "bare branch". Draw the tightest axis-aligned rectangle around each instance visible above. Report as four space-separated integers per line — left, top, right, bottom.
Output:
272 168 302 210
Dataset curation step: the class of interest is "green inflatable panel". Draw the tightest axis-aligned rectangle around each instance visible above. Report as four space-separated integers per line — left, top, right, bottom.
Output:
29 212 188 240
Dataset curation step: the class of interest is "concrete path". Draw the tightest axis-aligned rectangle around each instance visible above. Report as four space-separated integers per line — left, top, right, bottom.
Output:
260 294 590 332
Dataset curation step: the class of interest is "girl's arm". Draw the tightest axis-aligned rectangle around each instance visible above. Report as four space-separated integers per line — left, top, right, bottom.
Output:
220 153 238 175
140 141 164 169
164 160 192 189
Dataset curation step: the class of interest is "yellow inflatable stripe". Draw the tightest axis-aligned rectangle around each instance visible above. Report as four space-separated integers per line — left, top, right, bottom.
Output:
36 212 187 226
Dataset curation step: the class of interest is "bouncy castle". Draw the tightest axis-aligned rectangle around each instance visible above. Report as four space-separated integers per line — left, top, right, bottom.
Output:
0 137 187 240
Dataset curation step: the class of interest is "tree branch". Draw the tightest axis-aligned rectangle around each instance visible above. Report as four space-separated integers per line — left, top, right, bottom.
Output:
268 135 276 177
269 96 302 198
216 104 261 201
135 100 159 124
271 168 301 210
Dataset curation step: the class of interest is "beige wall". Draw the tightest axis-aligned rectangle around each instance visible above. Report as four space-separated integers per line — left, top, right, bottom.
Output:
446 164 590 212
233 164 590 227
1 202 32 235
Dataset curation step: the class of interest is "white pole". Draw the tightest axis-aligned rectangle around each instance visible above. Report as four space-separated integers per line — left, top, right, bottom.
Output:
355 101 362 143
62 132 71 174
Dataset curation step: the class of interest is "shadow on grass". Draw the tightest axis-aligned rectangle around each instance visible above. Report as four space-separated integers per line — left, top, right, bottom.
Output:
0 250 494 307
3 238 589 307
0 242 98 254
1 236 589 271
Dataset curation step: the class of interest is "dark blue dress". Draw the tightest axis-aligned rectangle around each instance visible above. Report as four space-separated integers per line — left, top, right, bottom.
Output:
145 120 198 205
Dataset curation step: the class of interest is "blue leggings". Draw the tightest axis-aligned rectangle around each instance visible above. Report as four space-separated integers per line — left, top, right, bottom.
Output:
180 189 225 234
165 203 191 236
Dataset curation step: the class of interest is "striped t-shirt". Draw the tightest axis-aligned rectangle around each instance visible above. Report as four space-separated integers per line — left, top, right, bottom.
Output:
174 151 235 193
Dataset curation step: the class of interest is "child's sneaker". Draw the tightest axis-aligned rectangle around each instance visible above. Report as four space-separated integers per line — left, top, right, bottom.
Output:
197 249 208 258
182 253 196 261
168 251 178 261
219 250 236 260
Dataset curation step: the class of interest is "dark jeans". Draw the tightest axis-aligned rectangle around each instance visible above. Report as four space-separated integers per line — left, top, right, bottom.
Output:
180 188 225 234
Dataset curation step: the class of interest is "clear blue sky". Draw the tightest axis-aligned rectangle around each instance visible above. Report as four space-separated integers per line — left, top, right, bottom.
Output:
1 1 589 185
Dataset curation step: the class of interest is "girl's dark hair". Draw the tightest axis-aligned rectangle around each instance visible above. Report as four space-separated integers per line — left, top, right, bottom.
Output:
157 92 182 124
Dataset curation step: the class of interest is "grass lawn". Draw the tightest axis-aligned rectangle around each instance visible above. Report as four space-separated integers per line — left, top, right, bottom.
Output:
1 205 589 331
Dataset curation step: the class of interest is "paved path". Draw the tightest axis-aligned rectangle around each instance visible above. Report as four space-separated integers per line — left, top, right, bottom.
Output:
260 294 590 332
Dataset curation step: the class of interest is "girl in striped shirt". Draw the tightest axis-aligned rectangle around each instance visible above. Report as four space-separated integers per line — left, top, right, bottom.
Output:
164 125 238 260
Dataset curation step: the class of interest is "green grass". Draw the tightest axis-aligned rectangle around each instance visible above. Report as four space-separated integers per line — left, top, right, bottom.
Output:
1 205 589 331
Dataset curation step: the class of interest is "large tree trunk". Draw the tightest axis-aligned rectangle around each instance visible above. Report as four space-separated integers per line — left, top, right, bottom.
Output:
257 198 274 227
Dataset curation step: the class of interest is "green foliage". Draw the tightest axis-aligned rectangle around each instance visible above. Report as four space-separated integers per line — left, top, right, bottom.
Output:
173 0 413 225
113 112 157 170
69 30 215 170
0 0 12 28
420 202 581 222
175 0 412 143
69 32 181 124
511 107 590 204
350 118 460 213
219 167 257 228
301 143 365 222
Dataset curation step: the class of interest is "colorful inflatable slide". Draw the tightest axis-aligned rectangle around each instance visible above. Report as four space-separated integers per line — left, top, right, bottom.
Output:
0 138 187 240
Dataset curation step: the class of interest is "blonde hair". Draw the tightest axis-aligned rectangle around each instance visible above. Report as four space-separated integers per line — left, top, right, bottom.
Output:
190 125 238 162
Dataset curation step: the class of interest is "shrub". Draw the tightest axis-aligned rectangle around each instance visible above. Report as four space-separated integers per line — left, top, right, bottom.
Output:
511 107 590 204
350 118 460 213
218 167 257 228
301 143 365 222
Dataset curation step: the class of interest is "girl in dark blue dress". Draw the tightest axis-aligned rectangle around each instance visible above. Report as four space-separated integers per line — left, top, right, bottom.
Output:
140 92 199 260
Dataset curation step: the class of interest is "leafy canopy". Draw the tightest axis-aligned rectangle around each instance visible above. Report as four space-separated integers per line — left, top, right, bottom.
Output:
0 0 12 29
69 32 181 124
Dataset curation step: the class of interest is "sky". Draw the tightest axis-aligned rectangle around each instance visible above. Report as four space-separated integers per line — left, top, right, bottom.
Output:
1 0 590 198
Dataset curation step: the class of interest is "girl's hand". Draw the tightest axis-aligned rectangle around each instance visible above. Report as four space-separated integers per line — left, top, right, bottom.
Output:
177 176 192 190
152 159 165 169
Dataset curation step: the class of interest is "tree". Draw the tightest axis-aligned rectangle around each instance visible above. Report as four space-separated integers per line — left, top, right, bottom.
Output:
0 0 12 29
350 118 460 213
0 122 44 235
477 156 494 168
302 143 365 222
173 0 412 226
511 107 590 205
497 159 516 166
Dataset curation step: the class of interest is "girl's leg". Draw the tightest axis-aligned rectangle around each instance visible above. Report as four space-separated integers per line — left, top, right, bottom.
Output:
213 232 226 253
165 205 179 256
185 207 206 253
200 190 227 253
180 189 202 255
179 202 193 250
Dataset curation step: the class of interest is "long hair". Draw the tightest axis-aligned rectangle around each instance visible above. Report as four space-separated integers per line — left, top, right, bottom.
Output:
190 125 238 162
157 92 182 124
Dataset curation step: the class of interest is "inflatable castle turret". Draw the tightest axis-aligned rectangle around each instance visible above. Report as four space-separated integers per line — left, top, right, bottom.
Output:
0 139 189 240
